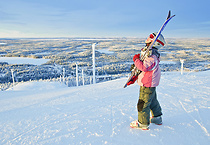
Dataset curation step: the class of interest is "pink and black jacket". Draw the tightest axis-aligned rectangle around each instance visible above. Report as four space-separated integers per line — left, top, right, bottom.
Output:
134 51 161 87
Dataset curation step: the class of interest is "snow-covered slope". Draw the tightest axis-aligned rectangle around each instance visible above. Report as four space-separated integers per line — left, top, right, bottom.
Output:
0 71 210 145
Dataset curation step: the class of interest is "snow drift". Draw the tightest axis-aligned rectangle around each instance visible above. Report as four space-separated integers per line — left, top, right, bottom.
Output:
0 71 209 145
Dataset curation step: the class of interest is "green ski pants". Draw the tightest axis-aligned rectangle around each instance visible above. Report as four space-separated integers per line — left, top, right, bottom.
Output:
137 86 162 125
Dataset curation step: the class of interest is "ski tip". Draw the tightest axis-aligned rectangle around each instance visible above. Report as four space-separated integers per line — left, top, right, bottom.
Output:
167 10 171 19
123 84 127 88
167 10 176 19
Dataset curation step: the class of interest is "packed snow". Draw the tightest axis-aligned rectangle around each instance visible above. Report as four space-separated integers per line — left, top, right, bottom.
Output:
0 71 209 145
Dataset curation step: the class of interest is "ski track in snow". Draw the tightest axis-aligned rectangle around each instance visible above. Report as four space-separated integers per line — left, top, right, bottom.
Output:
179 100 210 136
0 71 210 145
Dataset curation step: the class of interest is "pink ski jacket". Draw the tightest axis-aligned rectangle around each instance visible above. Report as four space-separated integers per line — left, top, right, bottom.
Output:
134 55 161 87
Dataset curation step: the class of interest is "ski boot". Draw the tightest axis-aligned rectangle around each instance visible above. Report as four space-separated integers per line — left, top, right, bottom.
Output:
130 120 149 130
150 116 162 125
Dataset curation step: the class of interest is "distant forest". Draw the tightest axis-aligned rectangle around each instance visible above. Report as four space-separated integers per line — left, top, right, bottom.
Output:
0 38 209 90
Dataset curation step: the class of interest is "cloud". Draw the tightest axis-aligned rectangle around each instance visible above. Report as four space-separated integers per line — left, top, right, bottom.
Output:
0 29 36 38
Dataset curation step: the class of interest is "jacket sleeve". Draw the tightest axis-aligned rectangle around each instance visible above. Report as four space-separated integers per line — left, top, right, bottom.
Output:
134 56 157 72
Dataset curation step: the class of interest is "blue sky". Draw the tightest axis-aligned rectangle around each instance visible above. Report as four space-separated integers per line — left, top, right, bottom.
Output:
0 0 209 38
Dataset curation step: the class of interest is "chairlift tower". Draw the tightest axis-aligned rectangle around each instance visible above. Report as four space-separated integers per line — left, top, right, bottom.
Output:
76 63 79 87
92 43 96 84
180 59 184 75
11 69 15 87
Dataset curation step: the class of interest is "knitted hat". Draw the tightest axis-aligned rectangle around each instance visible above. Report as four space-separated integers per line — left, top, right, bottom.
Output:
145 32 166 49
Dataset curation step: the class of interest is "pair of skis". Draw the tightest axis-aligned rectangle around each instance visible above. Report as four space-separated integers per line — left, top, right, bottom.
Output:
124 10 175 88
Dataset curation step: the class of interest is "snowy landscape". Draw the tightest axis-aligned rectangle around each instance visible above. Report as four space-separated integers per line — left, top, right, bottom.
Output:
0 38 210 144
1 0 210 144
0 38 210 90
0 70 209 144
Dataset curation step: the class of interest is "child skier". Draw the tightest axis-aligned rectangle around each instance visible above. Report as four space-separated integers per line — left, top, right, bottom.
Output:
129 32 165 130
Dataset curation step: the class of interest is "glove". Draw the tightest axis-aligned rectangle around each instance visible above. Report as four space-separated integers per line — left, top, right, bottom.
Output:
127 75 138 86
133 54 140 62
130 64 135 71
